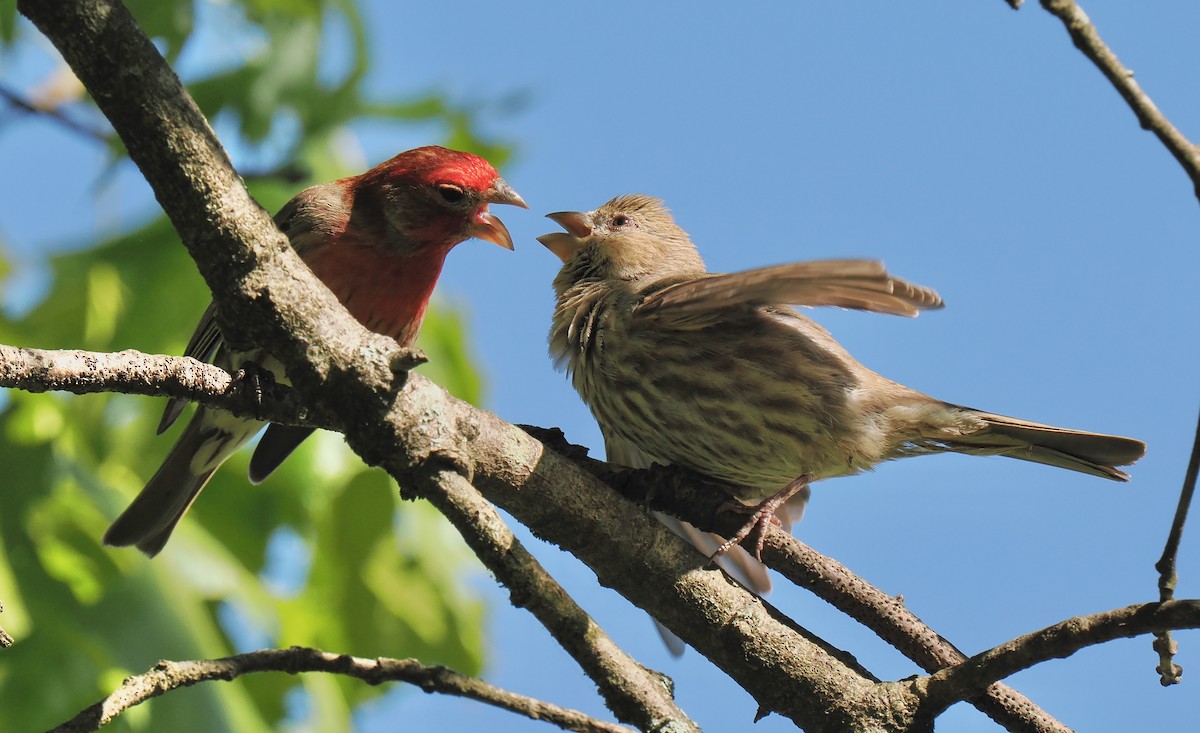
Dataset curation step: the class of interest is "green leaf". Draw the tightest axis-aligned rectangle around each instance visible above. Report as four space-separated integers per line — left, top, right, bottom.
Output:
0 0 514 727
124 0 195 63
0 0 18 45
416 301 485 406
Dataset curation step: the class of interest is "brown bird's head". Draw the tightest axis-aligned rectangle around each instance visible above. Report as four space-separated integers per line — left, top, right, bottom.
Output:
318 145 527 256
538 194 706 291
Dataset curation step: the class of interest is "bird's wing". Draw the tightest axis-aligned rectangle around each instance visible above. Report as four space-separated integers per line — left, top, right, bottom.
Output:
157 196 315 436
157 302 224 434
634 259 943 329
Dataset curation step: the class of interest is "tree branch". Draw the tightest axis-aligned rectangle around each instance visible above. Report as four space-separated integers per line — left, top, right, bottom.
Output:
48 647 631 733
0 81 110 143
20 1 1185 730
0 343 427 429
18 1 912 730
1151 402 1200 685
1035 0 1200 200
0 347 1079 732
1027 0 1200 685
0 344 304 425
0 600 13 648
525 427 1072 733
415 467 699 732
925 601 1200 708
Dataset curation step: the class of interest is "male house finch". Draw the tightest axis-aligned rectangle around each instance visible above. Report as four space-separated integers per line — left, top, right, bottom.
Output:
105 146 526 556
540 194 1145 561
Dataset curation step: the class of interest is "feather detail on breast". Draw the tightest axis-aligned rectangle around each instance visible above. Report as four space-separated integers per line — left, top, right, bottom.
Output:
550 280 615 374
302 241 452 346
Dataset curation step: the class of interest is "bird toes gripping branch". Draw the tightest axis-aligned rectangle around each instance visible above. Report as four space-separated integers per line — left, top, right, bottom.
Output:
232 360 279 421
712 475 811 562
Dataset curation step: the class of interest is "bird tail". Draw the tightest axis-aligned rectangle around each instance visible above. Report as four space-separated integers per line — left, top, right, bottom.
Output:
104 407 256 556
940 406 1146 481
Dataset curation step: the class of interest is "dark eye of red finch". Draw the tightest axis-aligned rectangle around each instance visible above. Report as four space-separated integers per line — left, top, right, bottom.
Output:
437 184 467 204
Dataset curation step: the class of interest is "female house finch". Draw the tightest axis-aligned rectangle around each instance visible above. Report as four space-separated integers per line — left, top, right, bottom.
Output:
105 146 526 556
540 194 1145 561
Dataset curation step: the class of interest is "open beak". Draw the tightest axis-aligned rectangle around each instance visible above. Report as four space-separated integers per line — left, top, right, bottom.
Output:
537 211 592 263
470 176 528 250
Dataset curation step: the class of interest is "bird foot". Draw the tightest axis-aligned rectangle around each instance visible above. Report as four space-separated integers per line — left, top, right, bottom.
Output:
234 361 277 420
710 475 810 562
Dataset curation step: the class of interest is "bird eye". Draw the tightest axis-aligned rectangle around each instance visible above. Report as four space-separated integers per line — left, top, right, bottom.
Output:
437 184 467 204
611 214 630 227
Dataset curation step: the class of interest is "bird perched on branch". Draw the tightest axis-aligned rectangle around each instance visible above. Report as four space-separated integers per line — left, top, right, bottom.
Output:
105 146 526 556
540 194 1145 564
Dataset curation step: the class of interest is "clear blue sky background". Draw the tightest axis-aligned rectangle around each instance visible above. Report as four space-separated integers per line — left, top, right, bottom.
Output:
3 2 1200 731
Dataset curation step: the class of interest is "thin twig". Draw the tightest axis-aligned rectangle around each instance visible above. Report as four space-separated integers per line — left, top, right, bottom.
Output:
1031 0 1200 684
925 601 1200 708
1152 404 1200 684
47 647 630 733
0 82 109 142
1036 0 1200 200
416 467 699 733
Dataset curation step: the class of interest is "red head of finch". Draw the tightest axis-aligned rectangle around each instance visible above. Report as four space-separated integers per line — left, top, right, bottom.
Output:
105 146 526 556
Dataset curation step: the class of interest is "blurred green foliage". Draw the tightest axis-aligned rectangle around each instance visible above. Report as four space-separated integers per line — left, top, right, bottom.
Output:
0 1 510 730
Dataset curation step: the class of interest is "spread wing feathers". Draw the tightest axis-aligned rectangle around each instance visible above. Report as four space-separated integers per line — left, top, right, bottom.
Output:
157 302 224 435
941 407 1147 482
634 259 944 329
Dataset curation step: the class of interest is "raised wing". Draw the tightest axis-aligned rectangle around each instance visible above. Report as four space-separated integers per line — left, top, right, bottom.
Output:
634 259 943 329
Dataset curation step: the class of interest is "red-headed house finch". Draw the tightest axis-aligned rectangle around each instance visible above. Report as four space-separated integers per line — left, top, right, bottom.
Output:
539 194 1145 565
104 146 526 556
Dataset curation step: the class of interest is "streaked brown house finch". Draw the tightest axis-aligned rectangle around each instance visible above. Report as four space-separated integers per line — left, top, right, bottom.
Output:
105 146 526 556
539 194 1145 562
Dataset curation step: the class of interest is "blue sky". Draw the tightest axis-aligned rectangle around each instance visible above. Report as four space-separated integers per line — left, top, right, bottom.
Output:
4 1 1200 731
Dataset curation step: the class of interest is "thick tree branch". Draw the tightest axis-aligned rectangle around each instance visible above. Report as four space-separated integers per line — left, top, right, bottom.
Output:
22 1 1185 730
1035 0 1200 201
416 467 699 732
0 345 1078 731
48 647 630 733
526 428 1071 733
18 2 914 730
925 601 1200 708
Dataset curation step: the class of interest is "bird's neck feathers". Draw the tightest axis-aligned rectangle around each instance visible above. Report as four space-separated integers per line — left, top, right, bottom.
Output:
303 238 452 346
553 233 705 300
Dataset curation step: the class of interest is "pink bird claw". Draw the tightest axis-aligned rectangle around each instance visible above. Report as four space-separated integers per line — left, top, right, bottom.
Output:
709 475 810 562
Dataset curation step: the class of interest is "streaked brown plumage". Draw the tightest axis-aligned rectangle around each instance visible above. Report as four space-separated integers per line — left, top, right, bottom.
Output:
540 194 1145 563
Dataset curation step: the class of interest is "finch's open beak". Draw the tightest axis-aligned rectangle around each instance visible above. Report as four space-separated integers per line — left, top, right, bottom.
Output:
471 177 528 250
538 211 592 262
